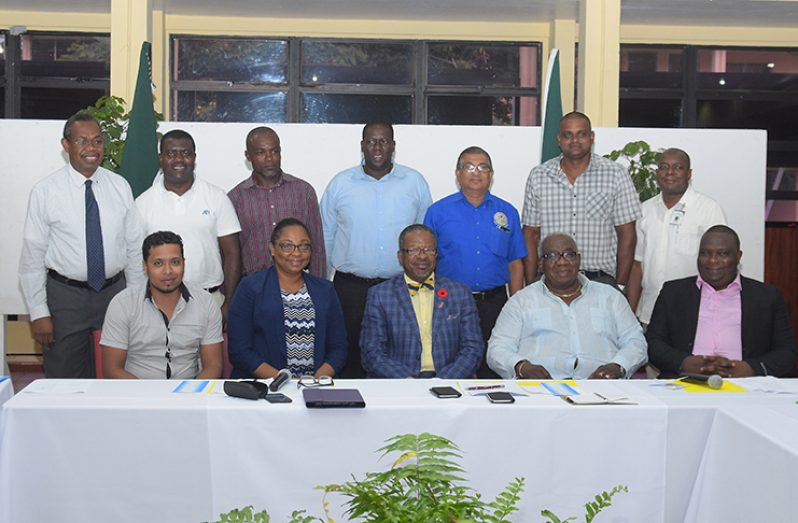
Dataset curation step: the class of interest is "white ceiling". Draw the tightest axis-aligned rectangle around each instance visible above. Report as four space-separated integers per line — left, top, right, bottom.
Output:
3 0 798 26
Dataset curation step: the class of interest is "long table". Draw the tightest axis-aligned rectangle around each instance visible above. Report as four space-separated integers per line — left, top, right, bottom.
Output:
1 377 797 523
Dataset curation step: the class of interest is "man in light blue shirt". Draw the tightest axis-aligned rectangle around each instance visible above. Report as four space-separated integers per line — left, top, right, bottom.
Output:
487 233 646 380
321 123 432 377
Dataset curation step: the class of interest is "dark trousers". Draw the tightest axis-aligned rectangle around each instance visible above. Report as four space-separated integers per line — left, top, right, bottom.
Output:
333 271 386 379
44 274 126 378
473 286 508 379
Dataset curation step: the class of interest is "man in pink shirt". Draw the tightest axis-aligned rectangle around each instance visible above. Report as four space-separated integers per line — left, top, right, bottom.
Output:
646 225 796 378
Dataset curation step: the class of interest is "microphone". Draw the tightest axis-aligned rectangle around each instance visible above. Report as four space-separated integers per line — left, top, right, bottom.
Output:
269 369 292 392
680 373 723 389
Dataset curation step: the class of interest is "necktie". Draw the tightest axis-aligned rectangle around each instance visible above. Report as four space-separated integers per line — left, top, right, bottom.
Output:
85 180 106 292
407 276 434 296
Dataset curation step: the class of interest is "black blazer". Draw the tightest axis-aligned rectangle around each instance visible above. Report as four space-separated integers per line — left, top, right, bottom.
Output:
646 275 796 377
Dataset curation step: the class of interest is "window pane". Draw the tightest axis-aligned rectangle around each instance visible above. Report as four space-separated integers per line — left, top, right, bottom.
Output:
20 34 109 78
697 99 798 141
21 87 105 119
174 38 287 83
428 44 538 88
620 46 683 89
619 98 682 127
301 41 412 85
428 95 538 126
697 49 798 91
301 93 411 123
766 167 798 222
0 34 5 78
175 91 286 122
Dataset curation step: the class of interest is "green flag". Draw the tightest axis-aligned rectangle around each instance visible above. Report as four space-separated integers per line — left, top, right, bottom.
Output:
121 41 160 198
540 48 564 163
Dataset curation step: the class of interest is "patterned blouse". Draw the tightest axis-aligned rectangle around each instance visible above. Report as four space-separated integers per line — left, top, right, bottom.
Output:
281 283 316 376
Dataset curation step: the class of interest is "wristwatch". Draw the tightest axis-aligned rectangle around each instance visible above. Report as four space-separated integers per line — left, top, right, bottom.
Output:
614 363 626 379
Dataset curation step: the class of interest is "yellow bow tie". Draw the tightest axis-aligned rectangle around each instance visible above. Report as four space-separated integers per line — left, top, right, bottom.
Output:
407 276 434 296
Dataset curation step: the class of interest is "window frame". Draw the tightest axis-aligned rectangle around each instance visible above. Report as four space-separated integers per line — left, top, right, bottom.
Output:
170 35 541 125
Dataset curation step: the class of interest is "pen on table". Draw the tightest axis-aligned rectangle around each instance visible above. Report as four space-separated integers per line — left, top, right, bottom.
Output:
465 384 505 391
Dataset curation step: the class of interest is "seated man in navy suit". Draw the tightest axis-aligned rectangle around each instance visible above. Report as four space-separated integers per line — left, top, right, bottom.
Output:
647 225 796 378
360 224 482 378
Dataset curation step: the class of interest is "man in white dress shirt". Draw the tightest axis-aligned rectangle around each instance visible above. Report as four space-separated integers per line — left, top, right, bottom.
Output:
625 147 726 325
135 129 242 328
487 233 646 380
19 112 144 378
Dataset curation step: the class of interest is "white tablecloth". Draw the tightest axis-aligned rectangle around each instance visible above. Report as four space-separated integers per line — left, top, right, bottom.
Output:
1 377 797 523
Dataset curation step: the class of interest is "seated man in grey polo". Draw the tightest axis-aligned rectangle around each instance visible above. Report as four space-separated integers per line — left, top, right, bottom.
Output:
100 231 224 379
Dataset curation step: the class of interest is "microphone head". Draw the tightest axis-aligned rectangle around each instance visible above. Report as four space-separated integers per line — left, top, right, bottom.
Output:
707 374 723 389
269 369 292 392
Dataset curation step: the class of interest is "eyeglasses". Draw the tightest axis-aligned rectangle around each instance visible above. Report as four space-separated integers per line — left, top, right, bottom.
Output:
162 149 196 160
277 242 312 253
71 137 104 147
541 250 580 263
297 375 334 389
400 247 437 257
364 138 393 147
459 163 492 174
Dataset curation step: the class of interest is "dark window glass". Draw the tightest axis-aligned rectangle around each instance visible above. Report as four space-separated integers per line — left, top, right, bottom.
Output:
620 46 684 89
175 91 287 122
301 41 412 85
619 98 682 127
21 87 105 119
171 37 540 124
428 44 538 88
696 98 798 141
766 167 798 222
301 93 411 124
428 95 537 126
0 88 4 116
697 49 798 91
174 38 288 83
0 33 5 78
20 34 109 78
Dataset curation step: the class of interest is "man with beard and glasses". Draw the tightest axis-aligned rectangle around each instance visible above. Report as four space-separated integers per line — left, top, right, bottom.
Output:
360 225 482 379
100 231 223 379
321 122 432 377
488 233 646 380
625 147 726 326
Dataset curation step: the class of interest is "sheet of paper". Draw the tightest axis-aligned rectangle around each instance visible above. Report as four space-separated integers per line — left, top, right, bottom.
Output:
674 378 747 393
23 380 91 394
518 379 580 396
562 392 637 406
173 380 210 393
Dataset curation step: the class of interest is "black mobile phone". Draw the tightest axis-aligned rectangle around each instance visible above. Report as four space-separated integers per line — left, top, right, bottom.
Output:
264 393 293 404
486 391 515 404
430 386 462 399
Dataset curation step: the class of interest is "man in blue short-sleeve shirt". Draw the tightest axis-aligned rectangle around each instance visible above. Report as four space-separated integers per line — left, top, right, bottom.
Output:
424 146 526 378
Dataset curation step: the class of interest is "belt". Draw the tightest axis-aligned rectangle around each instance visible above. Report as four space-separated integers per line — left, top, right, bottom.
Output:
47 269 123 291
581 270 614 280
472 285 507 301
205 285 221 293
335 271 388 286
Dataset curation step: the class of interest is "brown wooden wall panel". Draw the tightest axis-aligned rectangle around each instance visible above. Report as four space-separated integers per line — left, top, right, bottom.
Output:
764 225 798 375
